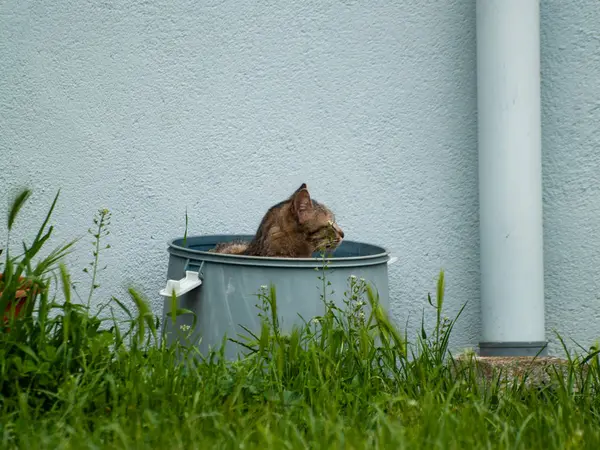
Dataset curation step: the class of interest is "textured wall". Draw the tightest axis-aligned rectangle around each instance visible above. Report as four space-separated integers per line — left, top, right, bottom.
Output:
1 0 479 352
541 1 600 355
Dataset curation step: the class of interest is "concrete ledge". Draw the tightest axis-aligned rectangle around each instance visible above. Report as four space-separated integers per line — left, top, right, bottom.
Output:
453 355 587 391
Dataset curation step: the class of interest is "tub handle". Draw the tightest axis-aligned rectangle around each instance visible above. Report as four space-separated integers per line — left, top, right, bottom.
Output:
388 256 398 265
159 271 203 298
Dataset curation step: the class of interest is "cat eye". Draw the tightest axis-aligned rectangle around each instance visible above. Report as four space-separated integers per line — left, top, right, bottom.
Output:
308 227 325 237
308 220 336 238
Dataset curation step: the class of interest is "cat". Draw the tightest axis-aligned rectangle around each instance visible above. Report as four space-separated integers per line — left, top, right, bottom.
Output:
211 183 344 257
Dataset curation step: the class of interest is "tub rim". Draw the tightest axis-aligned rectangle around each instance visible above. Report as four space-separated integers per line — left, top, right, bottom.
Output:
167 234 391 268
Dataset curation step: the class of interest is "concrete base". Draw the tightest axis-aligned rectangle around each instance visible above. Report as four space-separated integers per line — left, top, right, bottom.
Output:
453 355 583 391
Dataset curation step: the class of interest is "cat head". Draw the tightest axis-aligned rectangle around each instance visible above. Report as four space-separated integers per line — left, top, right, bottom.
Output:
289 183 344 253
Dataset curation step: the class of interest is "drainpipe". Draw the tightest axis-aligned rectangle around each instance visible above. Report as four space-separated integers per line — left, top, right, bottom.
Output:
476 0 547 356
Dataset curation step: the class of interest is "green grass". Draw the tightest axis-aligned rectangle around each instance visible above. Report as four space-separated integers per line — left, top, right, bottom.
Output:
2 189 600 449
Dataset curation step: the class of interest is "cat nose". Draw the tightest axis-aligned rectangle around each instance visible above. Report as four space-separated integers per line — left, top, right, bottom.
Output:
332 223 344 239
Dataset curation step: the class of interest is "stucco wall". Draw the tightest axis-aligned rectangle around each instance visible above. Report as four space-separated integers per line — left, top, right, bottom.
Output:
541 1 600 355
4 0 590 356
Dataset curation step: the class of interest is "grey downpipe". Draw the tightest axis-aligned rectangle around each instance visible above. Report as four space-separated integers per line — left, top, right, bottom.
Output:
476 0 547 356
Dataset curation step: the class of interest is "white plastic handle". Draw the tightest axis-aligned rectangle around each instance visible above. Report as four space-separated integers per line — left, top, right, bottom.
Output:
159 271 202 298
388 256 398 265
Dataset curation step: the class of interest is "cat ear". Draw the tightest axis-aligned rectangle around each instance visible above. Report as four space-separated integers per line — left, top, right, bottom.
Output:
295 183 307 193
294 188 313 224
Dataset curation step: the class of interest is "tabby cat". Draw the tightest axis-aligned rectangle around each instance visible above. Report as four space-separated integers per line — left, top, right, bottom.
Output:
211 183 344 257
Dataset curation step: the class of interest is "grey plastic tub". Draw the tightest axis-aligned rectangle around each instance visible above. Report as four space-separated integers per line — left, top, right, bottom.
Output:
160 234 394 360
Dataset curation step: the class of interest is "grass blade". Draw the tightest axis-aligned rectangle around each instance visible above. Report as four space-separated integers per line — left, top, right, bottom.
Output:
7 188 31 231
32 189 60 245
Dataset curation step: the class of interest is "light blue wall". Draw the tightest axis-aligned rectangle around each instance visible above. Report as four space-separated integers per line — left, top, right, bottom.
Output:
2 1 595 356
541 1 600 354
